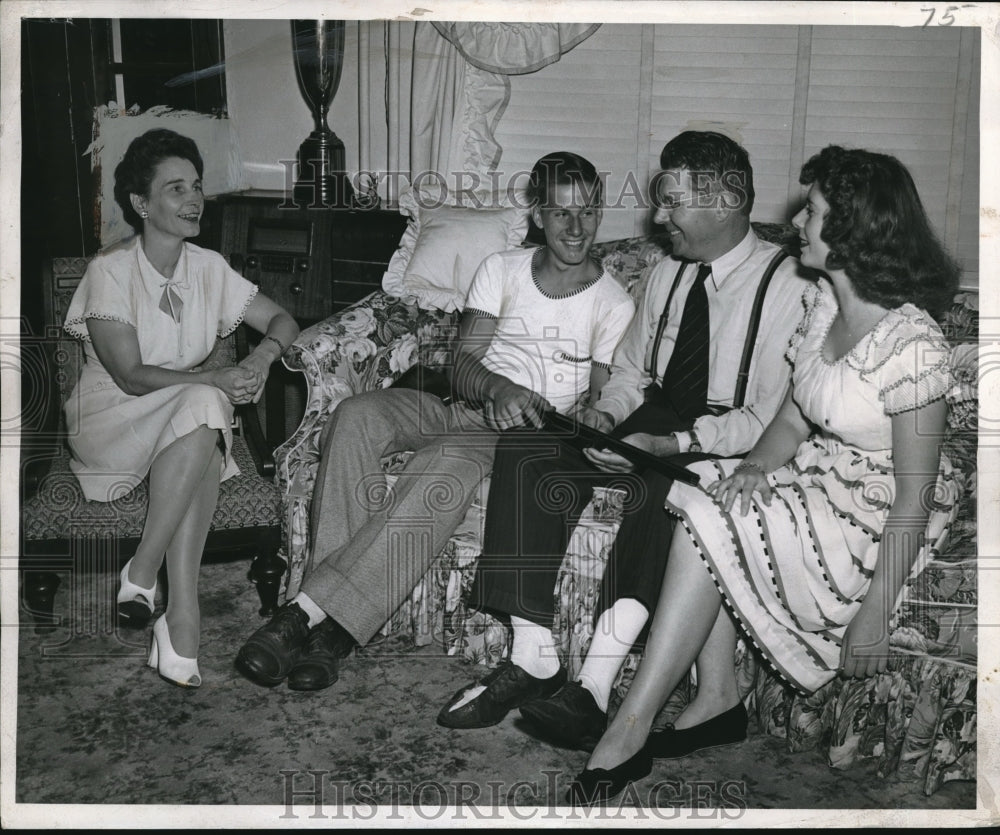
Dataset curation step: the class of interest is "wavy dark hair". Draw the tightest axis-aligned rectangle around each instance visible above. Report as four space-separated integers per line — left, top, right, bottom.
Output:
113 128 204 233
799 146 959 318
527 151 603 209
654 130 755 215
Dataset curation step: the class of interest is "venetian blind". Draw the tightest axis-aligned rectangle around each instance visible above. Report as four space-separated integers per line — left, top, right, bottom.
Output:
491 24 644 242
804 27 964 254
490 23 979 286
649 24 801 225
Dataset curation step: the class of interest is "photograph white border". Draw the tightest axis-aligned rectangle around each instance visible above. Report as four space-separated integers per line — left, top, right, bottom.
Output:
2 0 997 828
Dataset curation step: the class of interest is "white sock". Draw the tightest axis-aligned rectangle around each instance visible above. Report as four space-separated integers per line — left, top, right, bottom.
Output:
577 598 649 712
447 616 560 714
509 616 561 680
292 592 327 629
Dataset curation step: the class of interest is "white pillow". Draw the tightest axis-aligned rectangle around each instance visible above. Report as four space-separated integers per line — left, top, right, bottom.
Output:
382 187 529 312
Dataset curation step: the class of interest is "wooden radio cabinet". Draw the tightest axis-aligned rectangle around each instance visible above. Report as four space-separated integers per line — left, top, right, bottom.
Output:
211 190 407 325
205 191 407 445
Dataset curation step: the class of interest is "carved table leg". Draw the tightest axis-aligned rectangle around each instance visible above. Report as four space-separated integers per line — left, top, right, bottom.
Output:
249 551 286 617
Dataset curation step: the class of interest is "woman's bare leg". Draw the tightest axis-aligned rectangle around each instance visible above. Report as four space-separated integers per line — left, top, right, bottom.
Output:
672 606 739 729
585 530 724 770
160 442 222 657
127 427 221 587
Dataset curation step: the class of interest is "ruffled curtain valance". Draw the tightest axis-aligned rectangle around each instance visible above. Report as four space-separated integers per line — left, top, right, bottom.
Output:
409 22 601 187
432 21 601 75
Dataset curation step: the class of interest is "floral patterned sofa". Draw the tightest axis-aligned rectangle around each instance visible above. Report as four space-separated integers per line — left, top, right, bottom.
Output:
273 223 978 797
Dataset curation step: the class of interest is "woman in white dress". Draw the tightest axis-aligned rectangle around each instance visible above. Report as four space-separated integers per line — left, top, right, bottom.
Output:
568 146 960 804
63 129 298 687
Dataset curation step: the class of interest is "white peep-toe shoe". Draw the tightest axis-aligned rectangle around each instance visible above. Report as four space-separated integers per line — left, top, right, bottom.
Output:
117 558 157 627
148 616 201 688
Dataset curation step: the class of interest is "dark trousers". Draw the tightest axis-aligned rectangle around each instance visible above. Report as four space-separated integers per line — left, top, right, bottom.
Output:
470 401 713 645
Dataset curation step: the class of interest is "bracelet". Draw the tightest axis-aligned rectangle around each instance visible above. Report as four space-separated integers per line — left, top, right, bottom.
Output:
262 334 287 355
733 460 766 476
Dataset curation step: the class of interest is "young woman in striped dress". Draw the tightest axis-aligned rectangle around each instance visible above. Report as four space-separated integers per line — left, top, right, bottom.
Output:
569 145 961 805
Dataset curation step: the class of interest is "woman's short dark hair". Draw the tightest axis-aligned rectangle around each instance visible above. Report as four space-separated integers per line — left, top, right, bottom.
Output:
656 130 755 215
800 145 960 318
527 151 603 209
114 128 204 232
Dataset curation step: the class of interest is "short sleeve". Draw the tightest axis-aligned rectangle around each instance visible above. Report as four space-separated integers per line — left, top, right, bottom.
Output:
591 293 636 367
785 281 823 365
63 258 136 342
215 259 260 338
461 251 507 318
877 312 952 415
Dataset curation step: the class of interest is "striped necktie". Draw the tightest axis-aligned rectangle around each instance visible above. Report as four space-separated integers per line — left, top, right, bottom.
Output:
662 263 711 421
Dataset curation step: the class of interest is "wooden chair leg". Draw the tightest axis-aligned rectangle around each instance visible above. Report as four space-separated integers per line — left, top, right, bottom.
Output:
22 569 61 634
248 549 286 617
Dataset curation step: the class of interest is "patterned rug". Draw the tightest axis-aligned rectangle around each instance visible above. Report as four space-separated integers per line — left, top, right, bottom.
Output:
13 560 976 822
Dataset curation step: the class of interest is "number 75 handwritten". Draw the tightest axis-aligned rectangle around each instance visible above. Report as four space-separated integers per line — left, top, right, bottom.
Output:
922 5 975 26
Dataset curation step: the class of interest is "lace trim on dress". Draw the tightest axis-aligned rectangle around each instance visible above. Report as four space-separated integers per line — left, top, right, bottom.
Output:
218 284 259 338
880 368 951 414
785 282 824 364
874 313 952 414
63 312 136 342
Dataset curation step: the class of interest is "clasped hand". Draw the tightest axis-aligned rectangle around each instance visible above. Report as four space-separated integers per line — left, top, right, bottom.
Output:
212 355 269 405
484 380 552 431
706 466 772 517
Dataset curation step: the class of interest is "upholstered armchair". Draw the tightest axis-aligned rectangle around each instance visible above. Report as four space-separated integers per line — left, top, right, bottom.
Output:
20 256 289 633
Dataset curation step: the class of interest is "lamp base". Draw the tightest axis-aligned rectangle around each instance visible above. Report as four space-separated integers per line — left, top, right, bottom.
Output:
293 130 355 209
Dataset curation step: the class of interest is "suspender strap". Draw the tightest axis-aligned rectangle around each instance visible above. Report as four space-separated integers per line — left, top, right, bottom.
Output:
648 261 692 388
650 249 789 407
732 249 790 408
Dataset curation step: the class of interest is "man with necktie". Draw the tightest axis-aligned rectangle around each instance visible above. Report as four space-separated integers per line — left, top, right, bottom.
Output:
437 131 810 753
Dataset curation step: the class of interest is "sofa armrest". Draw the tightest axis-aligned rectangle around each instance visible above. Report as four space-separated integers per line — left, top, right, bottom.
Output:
271 290 459 597
276 291 402 491
275 291 457 486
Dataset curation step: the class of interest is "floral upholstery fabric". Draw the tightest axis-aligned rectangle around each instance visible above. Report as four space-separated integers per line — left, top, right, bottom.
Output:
275 227 978 796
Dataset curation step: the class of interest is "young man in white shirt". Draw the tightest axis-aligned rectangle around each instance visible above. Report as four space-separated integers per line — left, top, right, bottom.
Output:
234 152 635 692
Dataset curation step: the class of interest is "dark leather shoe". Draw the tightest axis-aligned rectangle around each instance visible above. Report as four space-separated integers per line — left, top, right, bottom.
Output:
234 602 310 687
518 680 607 751
567 746 652 806
646 701 748 759
287 618 356 692
437 662 566 729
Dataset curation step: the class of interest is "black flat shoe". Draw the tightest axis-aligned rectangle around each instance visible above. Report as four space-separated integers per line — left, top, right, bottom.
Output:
646 701 748 759
518 680 607 751
437 662 566 730
287 617 356 692
566 746 653 807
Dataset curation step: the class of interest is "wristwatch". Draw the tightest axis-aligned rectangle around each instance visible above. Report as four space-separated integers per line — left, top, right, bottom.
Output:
670 431 703 454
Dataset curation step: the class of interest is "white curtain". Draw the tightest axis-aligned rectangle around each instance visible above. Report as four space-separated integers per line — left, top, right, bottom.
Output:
408 21 601 183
